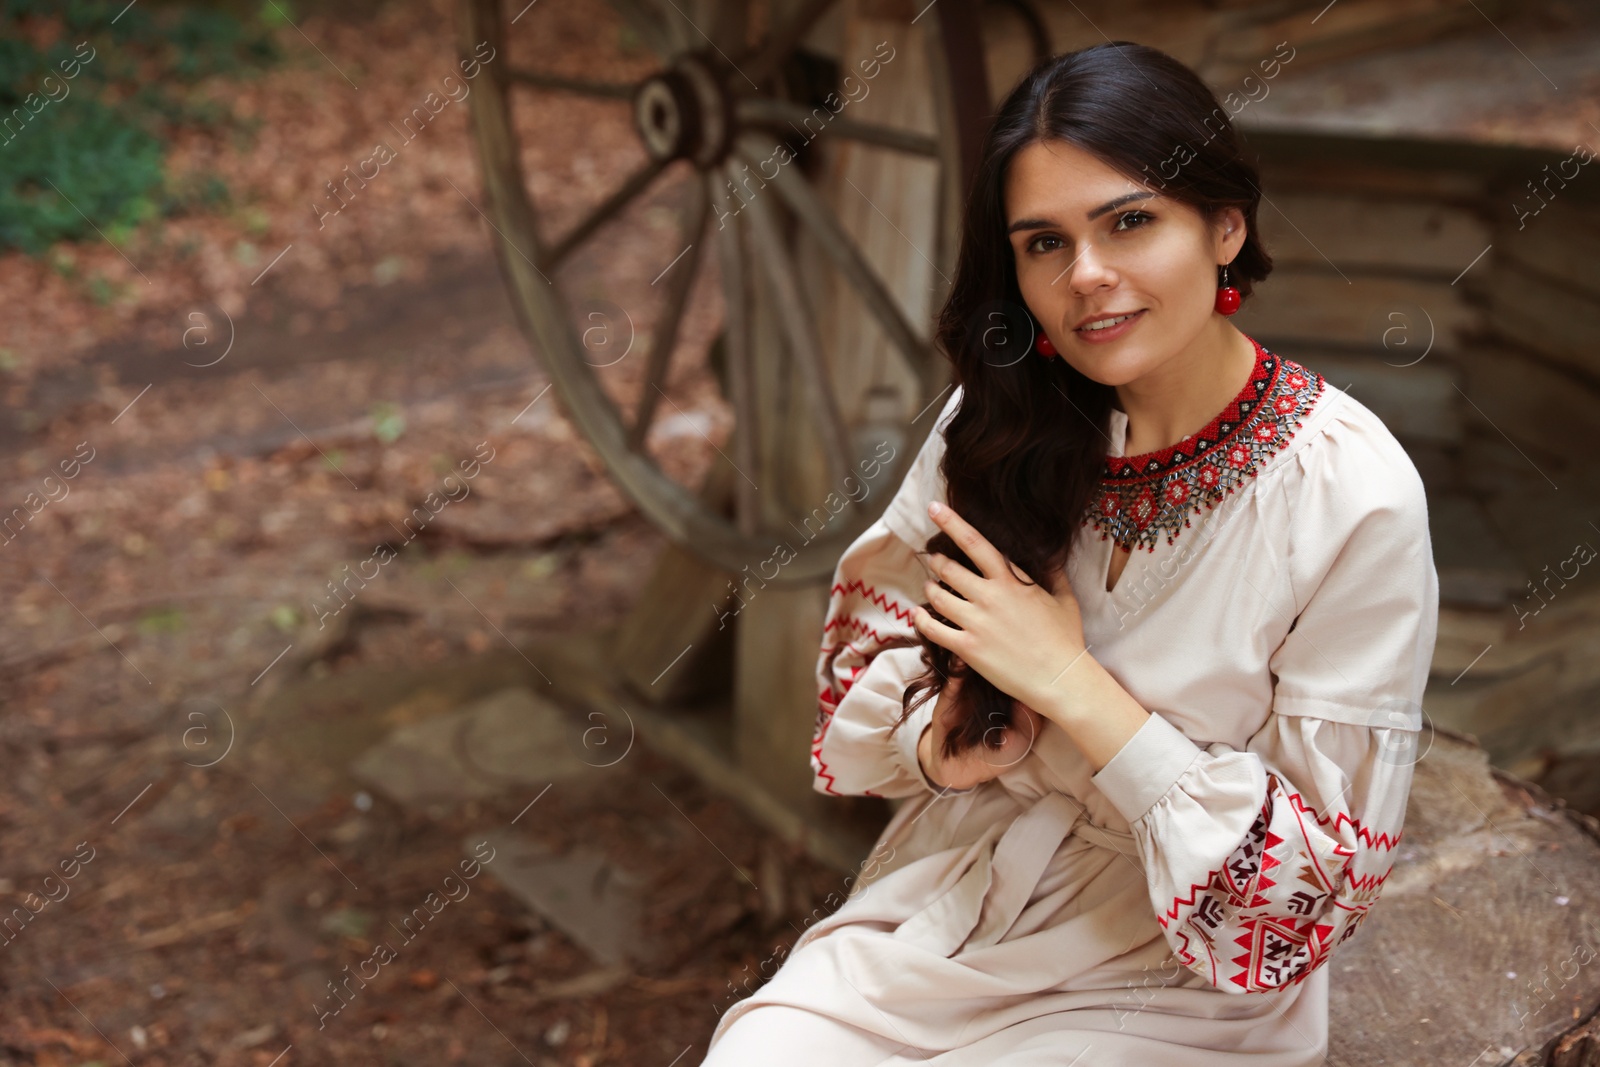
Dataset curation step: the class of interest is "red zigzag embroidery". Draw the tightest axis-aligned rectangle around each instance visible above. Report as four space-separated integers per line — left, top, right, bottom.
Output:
812 580 919 797
1158 788 1402 928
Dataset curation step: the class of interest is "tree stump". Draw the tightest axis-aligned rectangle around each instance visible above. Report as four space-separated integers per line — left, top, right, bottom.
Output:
1330 725 1600 1066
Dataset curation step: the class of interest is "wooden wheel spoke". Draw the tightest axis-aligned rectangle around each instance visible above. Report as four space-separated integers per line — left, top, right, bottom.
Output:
610 0 688 56
507 68 636 99
735 133 939 403
546 155 671 270
704 0 749 55
460 0 982 578
740 0 840 87
736 160 854 493
628 183 712 451
708 175 760 536
735 98 939 157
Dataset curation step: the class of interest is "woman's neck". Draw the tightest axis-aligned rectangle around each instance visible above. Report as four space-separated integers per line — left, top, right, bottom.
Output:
1114 322 1258 457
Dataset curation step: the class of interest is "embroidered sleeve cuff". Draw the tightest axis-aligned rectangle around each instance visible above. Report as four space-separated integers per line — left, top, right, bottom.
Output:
1088 711 1204 823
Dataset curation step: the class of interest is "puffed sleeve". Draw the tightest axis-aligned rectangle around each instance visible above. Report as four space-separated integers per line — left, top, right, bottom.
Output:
812 387 970 799
1086 408 1440 993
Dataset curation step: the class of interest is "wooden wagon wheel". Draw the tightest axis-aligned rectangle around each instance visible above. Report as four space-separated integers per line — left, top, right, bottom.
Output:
455 0 990 582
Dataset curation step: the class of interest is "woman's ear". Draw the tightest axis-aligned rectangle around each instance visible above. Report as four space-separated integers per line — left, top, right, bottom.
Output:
1213 205 1247 261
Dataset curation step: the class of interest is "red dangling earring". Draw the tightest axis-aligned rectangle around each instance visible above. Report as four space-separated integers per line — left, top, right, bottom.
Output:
1034 324 1057 358
1214 263 1241 316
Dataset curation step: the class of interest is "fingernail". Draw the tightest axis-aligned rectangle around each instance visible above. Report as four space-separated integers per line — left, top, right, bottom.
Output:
929 502 943 517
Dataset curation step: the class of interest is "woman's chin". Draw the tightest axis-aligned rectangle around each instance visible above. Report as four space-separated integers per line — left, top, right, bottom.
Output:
1061 353 1147 388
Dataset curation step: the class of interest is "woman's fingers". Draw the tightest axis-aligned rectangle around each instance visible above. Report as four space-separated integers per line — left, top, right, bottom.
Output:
921 575 971 631
928 502 1008 581
912 597 966 654
920 550 982 602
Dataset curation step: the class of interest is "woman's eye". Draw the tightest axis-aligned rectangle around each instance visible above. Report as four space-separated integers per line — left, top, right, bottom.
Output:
1025 214 1150 254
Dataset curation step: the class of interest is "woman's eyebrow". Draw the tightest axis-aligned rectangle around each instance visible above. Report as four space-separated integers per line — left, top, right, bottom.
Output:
1007 191 1161 234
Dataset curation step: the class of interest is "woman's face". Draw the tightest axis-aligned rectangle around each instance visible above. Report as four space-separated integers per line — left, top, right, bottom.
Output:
1003 138 1245 386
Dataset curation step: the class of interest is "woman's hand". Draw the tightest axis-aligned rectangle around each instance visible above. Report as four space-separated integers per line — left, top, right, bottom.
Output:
916 674 1046 791
912 501 1089 718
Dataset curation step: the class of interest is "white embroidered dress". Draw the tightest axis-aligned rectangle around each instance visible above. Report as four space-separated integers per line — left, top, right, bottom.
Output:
704 339 1440 1066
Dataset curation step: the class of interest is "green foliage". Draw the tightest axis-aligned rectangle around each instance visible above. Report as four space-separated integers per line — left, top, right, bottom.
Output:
0 0 283 254
166 6 282 78
86 270 119 305
257 0 294 29
369 402 406 445
0 100 165 254
268 603 301 632
160 168 231 217
137 605 186 635
319 907 375 939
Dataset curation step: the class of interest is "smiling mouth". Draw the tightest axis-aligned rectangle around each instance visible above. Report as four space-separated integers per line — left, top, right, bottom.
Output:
1076 310 1144 332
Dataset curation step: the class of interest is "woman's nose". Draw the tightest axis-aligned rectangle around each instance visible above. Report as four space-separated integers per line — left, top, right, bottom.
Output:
1066 245 1116 293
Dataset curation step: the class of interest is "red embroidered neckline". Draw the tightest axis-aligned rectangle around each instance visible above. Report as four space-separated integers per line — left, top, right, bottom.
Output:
1085 336 1326 552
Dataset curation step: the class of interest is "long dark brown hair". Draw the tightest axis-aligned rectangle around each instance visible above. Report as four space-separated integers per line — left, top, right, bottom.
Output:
886 527 1053 761
888 41 1276 758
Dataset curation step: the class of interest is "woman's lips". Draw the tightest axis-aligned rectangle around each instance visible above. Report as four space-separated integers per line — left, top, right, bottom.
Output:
1074 308 1146 343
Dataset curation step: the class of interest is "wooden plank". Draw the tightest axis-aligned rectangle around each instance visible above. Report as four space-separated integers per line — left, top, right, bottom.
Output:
1427 578 1600 769
1257 136 1496 201
1483 261 1600 383
612 538 738 704
810 12 940 435
612 427 738 703
734 581 832 811
1030 0 1509 83
1258 193 1489 276
1496 197 1600 305
1211 0 1507 79
1499 197 1600 297
528 627 882 873
1235 269 1480 352
730 2 941 806
1455 344 1600 472
1428 493 1526 610
1036 3 1215 69
1286 347 1463 443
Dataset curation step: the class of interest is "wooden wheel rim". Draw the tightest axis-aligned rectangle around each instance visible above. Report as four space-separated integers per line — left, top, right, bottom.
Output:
456 0 988 582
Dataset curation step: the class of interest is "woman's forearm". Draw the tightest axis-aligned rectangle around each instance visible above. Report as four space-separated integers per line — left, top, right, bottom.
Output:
1031 654 1151 775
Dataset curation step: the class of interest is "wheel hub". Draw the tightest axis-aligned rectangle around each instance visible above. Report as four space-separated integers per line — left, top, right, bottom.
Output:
632 54 734 169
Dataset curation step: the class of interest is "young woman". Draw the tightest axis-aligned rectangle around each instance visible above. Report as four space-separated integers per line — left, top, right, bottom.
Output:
702 40 1438 1066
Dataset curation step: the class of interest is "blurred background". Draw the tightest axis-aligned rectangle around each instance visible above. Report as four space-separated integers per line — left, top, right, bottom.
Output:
3 0 1600 1064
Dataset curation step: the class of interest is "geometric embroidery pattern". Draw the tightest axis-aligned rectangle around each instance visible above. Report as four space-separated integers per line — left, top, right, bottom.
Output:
1085 336 1328 554
1158 773 1401 993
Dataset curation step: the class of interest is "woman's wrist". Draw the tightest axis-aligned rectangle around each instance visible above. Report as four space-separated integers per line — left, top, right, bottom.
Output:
1026 654 1155 775
1024 651 1107 728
